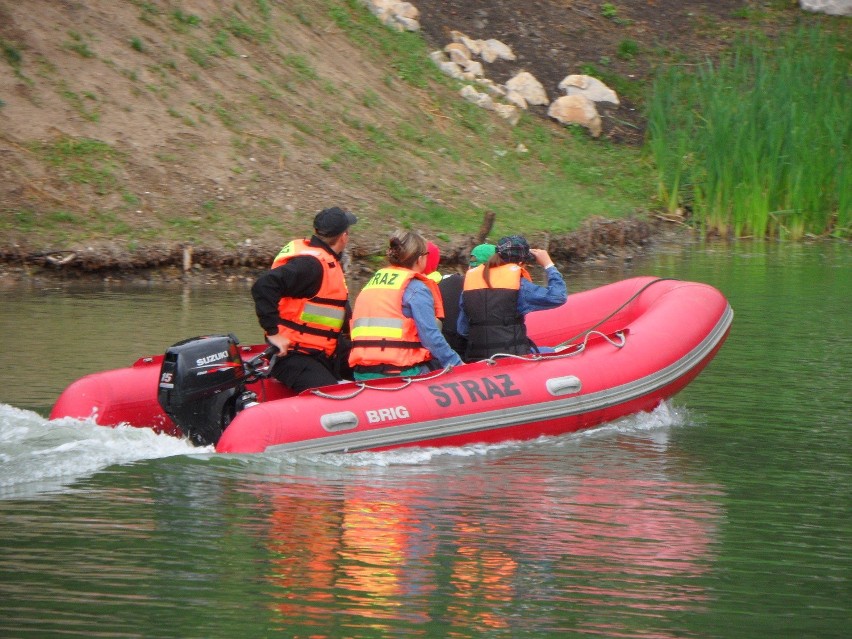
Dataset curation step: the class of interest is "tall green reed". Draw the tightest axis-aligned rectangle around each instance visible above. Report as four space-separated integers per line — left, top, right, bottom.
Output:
646 25 850 239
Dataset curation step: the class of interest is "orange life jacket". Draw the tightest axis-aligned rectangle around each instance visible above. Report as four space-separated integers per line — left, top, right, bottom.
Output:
349 267 444 370
462 263 532 359
271 238 348 356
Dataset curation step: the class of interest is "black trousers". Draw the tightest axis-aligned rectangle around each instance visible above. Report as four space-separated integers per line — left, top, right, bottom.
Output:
270 352 338 393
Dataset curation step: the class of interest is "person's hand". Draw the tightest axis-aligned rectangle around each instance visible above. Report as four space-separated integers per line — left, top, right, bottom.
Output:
266 332 291 356
529 248 554 269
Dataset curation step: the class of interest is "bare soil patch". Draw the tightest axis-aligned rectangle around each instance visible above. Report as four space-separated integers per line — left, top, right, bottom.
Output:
0 0 803 282
413 0 791 143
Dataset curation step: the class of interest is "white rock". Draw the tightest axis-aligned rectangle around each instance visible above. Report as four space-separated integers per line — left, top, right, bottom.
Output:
548 95 602 138
463 37 485 56
558 74 620 105
460 85 495 110
799 0 852 15
445 43 471 63
493 103 521 126
394 16 420 31
476 78 507 98
460 59 485 77
365 0 393 20
505 71 549 106
450 31 484 56
505 89 528 110
437 60 465 80
393 2 419 20
481 39 516 63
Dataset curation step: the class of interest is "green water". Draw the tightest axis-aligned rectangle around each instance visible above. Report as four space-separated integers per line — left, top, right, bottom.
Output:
0 240 849 638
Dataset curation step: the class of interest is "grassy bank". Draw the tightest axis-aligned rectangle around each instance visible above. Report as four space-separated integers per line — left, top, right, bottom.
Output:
646 24 850 240
0 0 655 266
4 0 841 271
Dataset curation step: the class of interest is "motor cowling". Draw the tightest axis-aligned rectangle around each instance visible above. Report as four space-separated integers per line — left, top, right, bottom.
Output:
157 334 248 446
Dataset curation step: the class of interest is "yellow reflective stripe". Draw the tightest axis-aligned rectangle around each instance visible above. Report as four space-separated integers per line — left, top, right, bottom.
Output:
301 303 345 329
352 326 404 339
351 317 404 339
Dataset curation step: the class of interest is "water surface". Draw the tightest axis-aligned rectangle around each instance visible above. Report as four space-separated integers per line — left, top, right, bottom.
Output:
1 240 849 638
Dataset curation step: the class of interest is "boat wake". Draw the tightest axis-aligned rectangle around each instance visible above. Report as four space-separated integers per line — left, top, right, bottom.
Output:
0 403 206 499
255 401 690 470
0 400 688 498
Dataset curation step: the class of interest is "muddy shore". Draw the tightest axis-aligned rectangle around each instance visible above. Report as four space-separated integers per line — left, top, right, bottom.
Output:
1 216 676 286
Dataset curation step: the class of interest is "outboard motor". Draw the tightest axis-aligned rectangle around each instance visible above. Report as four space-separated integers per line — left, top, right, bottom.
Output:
157 334 255 446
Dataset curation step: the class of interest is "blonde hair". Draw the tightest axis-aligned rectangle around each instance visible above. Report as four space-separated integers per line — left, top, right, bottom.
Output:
387 230 427 269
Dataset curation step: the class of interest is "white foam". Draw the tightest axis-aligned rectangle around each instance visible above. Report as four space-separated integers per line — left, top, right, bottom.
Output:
257 401 688 469
0 403 208 498
1 400 689 495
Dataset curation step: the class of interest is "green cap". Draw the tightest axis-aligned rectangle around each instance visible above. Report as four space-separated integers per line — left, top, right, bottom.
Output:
469 243 496 268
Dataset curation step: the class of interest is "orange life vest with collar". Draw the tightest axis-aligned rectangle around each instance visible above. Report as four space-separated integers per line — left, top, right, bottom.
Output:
349 267 444 370
271 238 348 356
462 263 532 359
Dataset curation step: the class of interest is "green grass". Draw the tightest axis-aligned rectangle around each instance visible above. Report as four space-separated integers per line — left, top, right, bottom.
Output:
1 37 23 68
646 25 850 239
617 39 639 60
5 0 659 253
282 54 317 80
171 10 202 31
65 31 95 58
328 0 444 89
31 137 122 195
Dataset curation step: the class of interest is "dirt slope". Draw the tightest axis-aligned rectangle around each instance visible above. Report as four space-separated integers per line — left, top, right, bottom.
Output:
413 0 757 143
0 0 806 276
1 1 434 257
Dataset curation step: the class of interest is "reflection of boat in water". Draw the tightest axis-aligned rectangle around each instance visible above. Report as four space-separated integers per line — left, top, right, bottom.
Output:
257 433 723 634
49 277 733 454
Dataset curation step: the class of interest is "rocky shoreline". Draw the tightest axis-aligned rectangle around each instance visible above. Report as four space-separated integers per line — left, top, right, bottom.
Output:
1 216 671 286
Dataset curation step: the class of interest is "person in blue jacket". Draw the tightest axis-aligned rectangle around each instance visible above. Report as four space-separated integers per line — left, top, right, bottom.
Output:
349 230 463 380
457 235 567 361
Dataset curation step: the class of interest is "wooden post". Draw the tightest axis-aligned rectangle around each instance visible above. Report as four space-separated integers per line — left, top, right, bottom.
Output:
476 211 495 244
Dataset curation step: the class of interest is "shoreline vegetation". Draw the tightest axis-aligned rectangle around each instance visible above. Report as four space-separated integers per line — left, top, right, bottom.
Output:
1 2 848 284
647 25 850 240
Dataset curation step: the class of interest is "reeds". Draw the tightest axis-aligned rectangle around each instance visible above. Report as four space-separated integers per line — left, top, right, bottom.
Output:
646 26 850 239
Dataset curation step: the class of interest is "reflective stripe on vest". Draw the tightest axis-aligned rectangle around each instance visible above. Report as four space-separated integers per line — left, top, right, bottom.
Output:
349 267 442 369
351 316 405 339
302 302 346 329
272 238 349 356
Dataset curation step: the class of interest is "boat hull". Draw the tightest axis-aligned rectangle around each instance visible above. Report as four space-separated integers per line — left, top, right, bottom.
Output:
50 277 733 454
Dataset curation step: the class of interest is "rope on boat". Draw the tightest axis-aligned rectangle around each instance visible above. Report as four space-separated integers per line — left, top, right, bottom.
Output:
484 329 626 363
309 278 672 400
551 277 677 351
309 366 454 400
310 329 626 400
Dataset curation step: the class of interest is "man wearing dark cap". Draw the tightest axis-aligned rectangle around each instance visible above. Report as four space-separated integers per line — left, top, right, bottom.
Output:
457 234 567 361
251 207 357 392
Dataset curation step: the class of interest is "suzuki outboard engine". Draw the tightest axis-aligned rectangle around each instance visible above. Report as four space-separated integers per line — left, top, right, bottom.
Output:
157 334 254 446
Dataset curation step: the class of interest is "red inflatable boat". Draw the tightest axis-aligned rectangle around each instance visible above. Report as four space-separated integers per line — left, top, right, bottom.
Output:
50 277 733 454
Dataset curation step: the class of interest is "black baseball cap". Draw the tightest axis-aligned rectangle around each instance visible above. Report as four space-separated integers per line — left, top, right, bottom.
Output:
313 207 357 235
